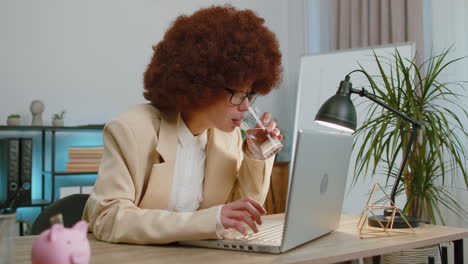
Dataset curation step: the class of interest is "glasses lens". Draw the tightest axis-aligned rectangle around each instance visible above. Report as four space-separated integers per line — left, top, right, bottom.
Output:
229 90 256 106
231 92 245 105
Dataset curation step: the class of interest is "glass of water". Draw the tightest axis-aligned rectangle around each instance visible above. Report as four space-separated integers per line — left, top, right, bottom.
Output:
240 107 283 159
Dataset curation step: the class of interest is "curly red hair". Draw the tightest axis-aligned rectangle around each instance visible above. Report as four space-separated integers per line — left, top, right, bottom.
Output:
143 5 282 112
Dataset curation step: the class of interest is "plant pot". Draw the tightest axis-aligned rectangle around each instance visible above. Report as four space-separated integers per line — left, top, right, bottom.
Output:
52 119 64 127
6 117 21 126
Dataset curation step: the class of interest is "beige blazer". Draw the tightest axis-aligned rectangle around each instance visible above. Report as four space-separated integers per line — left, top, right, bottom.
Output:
83 104 274 244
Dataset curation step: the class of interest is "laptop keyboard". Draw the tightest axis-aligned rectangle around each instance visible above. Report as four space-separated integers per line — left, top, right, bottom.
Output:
226 223 284 243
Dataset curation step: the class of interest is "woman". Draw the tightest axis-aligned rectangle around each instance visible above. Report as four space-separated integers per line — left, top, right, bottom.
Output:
83 5 283 244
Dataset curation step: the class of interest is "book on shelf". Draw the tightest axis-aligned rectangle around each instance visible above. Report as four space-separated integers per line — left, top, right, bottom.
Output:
68 146 104 153
68 154 103 159
65 145 103 173
68 151 104 156
67 159 102 164
65 164 100 172
66 163 100 168
68 147 103 157
66 164 100 169
65 168 100 173
68 146 103 150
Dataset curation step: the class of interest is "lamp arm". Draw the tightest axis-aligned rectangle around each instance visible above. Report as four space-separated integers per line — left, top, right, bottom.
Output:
350 87 420 125
350 86 423 204
345 70 421 125
389 124 419 203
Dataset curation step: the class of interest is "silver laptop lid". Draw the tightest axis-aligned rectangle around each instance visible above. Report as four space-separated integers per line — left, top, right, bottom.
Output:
281 129 352 252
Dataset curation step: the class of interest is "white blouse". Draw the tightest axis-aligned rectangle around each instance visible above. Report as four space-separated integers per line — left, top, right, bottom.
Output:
166 119 224 235
166 119 207 212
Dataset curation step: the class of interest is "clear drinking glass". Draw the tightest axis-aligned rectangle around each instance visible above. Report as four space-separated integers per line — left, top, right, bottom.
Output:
240 107 283 159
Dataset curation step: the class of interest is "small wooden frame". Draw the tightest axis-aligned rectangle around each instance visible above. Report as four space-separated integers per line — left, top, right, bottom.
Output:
357 183 415 239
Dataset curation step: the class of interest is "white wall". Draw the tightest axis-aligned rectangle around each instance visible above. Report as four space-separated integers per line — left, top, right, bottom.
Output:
1 0 306 153
430 0 468 227
430 1 468 261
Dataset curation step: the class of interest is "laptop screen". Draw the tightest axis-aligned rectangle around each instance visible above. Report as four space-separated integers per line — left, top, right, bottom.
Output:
281 129 352 252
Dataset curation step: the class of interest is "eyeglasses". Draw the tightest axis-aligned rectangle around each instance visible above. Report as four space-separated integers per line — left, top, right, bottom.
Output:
224 88 257 106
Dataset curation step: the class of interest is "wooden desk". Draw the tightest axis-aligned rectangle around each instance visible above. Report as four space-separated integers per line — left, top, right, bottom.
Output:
14 214 467 264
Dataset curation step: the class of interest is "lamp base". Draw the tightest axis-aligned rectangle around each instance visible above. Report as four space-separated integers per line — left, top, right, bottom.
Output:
368 208 420 229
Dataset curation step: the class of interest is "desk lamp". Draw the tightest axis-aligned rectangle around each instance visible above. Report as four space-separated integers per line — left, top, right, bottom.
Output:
315 70 423 228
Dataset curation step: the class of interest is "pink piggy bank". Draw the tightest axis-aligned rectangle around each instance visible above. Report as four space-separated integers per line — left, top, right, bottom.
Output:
31 221 91 264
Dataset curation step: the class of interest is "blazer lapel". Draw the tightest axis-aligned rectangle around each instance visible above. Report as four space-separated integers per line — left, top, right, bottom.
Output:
199 129 238 209
156 111 179 165
140 111 179 209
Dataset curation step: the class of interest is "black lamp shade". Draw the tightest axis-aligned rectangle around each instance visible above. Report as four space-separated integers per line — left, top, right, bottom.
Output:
314 94 357 132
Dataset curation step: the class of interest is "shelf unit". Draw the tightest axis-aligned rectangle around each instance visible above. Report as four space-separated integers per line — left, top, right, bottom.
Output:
0 124 104 208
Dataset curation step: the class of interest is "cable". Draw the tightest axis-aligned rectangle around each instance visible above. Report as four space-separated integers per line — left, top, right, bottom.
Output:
347 69 378 97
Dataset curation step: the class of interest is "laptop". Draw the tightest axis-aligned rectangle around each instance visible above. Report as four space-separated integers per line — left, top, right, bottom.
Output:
180 129 353 254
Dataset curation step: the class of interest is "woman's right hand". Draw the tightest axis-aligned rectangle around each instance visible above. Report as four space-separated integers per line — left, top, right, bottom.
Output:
220 197 267 236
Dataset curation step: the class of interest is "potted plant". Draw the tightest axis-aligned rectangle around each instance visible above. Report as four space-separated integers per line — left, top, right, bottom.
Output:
52 110 66 127
354 49 467 261
7 114 22 126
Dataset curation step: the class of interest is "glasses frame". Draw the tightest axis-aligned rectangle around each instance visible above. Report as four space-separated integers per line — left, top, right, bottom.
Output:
224 88 257 106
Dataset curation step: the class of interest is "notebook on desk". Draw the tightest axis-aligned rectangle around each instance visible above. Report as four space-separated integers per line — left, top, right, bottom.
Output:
180 129 353 254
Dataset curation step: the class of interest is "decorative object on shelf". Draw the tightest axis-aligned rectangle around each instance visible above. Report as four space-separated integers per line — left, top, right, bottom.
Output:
30 100 45 126
357 183 415 239
315 68 422 229
52 110 66 127
6 114 21 126
31 216 90 264
350 48 468 225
